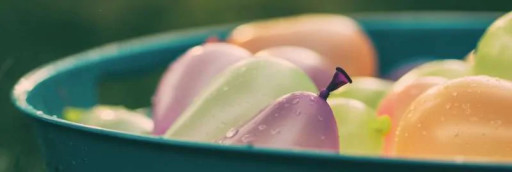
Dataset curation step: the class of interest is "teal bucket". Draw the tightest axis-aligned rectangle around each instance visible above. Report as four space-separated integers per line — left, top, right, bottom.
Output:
12 12 512 172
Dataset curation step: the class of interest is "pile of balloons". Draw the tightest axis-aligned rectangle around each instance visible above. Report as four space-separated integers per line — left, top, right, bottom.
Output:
64 11 512 162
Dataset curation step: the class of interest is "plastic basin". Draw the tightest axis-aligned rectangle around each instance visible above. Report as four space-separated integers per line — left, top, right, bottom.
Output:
12 11 512 172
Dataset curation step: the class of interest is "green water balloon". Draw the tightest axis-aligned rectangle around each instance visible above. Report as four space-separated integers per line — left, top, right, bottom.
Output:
393 59 470 92
473 11 512 80
63 105 153 135
328 98 391 155
329 77 392 109
165 57 318 142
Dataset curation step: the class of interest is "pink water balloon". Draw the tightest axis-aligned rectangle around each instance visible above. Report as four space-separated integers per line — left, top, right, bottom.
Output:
219 67 352 152
152 42 251 135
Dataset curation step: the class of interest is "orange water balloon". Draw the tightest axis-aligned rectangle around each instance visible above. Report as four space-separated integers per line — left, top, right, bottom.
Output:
393 76 512 162
379 77 448 154
228 13 376 76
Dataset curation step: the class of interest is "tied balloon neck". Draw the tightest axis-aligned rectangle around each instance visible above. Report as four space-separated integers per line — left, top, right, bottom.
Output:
319 67 352 100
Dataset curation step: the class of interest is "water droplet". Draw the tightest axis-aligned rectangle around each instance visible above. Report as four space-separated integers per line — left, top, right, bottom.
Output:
307 96 316 104
440 117 445 121
225 128 239 138
452 92 458 96
258 125 266 130
454 130 460 137
317 115 324 121
445 104 452 109
320 136 326 140
274 113 279 117
36 111 44 115
241 135 255 143
491 120 502 125
271 128 281 135
217 139 226 145
416 123 422 127
409 105 415 111
404 132 409 137
222 86 229 91
72 161 76 165
421 131 427 135
292 98 300 104
296 110 302 116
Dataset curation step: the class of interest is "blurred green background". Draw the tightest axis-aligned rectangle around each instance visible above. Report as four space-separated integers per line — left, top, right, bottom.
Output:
0 0 510 171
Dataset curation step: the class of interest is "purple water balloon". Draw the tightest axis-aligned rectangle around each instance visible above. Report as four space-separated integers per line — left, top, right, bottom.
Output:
255 46 333 90
219 67 352 152
152 42 251 135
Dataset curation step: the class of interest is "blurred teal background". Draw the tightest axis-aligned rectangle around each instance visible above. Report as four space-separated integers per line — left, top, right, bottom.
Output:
0 0 510 171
